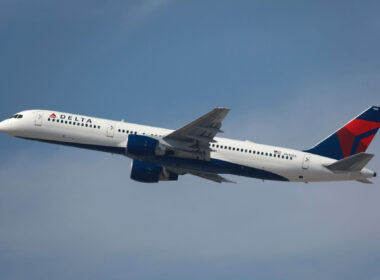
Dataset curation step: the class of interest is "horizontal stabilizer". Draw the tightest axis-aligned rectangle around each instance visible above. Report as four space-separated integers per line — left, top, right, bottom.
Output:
356 178 373 184
324 152 374 172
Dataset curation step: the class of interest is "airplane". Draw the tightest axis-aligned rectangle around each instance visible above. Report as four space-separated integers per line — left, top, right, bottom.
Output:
0 106 379 184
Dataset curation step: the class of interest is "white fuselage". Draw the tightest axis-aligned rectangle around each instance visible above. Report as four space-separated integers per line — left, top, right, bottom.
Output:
0 110 376 183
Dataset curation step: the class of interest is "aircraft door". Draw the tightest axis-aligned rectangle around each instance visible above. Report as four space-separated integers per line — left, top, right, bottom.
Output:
106 123 115 137
35 111 43 126
302 154 310 169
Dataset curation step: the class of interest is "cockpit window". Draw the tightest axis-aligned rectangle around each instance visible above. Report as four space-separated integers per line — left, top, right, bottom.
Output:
11 114 23 119
17 114 23 119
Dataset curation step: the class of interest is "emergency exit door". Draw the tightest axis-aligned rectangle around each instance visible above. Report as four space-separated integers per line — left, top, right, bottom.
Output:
302 154 310 169
106 123 115 137
35 111 43 126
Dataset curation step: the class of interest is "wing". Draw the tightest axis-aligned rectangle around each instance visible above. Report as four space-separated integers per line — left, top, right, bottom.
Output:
189 171 236 183
164 166 235 183
164 107 230 155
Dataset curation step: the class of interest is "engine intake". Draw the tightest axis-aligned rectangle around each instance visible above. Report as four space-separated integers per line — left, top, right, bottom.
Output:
130 160 178 183
127 134 165 157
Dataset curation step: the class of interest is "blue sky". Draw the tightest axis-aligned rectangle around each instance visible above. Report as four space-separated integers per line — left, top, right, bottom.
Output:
1 1 380 279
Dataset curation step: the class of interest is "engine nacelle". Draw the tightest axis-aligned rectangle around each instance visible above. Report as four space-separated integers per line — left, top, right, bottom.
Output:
130 160 178 183
126 134 166 157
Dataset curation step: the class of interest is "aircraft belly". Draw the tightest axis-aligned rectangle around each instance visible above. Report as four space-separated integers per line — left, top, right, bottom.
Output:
148 155 289 181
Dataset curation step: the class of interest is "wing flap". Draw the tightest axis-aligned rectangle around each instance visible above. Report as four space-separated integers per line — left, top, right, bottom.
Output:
189 171 236 183
356 178 374 184
164 165 236 183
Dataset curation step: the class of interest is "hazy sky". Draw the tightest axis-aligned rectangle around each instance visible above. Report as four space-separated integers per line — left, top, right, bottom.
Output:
1 1 380 279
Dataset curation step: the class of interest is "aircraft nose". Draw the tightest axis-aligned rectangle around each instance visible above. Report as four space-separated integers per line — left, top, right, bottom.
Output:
0 120 6 131
0 119 11 132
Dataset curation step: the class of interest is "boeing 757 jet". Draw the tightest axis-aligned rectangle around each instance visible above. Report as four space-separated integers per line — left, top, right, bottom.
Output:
0 106 378 183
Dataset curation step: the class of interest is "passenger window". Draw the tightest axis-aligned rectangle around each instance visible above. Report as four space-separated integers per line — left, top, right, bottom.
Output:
65 121 68 124
286 156 288 159
122 130 125 133
81 123 84 126
85 124 88 127
48 118 50 121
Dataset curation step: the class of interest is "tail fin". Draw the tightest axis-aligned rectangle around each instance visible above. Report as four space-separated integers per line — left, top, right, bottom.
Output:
305 106 380 160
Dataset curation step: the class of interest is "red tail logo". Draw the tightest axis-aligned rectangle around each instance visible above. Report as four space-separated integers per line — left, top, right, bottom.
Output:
337 119 379 158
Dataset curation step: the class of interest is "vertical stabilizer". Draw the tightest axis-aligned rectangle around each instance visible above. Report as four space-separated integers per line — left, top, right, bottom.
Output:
305 106 380 160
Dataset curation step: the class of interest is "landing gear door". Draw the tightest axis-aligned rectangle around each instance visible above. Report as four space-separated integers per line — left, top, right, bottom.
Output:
302 154 310 169
106 123 115 137
35 111 43 126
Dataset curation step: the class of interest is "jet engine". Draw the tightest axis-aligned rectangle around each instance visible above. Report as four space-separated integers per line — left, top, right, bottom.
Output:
126 134 166 157
130 160 178 183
